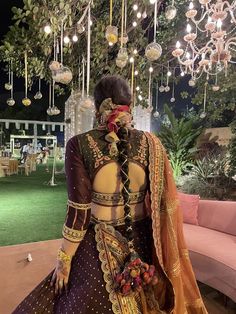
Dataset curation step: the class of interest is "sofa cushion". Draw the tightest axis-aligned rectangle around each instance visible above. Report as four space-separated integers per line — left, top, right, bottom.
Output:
198 200 236 236
178 192 199 225
183 224 236 301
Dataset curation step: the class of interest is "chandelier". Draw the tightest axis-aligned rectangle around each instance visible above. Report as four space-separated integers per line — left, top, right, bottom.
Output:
172 0 236 81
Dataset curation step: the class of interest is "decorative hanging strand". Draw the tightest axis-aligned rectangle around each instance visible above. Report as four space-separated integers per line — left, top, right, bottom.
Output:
154 0 158 43
24 52 28 98
148 70 152 107
82 57 85 98
131 61 135 97
203 82 207 113
121 0 125 47
124 0 127 33
110 0 113 25
10 61 14 99
86 4 91 96
60 21 64 65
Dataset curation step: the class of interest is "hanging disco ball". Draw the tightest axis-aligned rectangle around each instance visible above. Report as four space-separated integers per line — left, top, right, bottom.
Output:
165 86 170 92
4 83 12 91
34 91 43 100
159 85 165 93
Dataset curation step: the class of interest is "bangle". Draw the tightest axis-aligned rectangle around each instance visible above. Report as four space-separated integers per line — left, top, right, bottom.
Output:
57 248 72 263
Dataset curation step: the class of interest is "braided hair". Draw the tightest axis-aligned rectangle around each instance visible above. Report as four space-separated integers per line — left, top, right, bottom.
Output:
94 76 134 250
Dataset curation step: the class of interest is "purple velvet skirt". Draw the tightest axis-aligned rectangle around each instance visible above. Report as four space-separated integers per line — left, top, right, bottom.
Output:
13 218 153 314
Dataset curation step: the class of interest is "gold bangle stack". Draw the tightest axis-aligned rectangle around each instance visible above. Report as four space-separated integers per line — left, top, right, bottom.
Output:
57 248 72 263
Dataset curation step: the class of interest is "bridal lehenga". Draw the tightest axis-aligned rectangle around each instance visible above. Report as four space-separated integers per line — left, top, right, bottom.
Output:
14 129 208 314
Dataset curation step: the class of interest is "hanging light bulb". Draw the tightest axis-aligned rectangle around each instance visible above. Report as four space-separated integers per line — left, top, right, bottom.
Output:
134 70 139 76
90 20 93 26
109 42 113 46
186 24 192 33
149 66 154 73
132 21 137 27
180 71 185 77
138 95 143 101
189 2 194 10
137 12 142 19
186 52 191 59
150 0 156 4
136 86 140 91
129 57 134 63
176 41 181 49
133 4 138 11
44 25 51 34
64 36 70 44
167 71 172 77
133 49 138 55
72 34 78 42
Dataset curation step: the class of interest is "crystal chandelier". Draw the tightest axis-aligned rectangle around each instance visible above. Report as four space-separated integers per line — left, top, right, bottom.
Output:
172 0 236 79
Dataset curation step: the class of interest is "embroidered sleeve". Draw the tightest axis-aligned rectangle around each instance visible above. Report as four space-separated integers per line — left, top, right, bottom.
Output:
63 136 92 243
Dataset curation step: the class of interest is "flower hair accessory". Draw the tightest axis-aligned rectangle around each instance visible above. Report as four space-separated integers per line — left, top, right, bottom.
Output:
99 98 132 157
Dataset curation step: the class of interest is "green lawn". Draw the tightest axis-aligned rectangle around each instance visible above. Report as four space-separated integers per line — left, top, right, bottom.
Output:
0 161 67 246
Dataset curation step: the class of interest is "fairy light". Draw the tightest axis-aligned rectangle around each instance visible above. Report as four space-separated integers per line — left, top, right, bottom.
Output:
109 42 113 46
176 41 181 48
186 52 191 59
64 36 70 44
149 66 153 73
90 20 93 26
136 86 140 91
137 12 142 19
133 49 138 54
186 24 192 33
134 70 139 76
129 57 134 63
180 71 185 76
72 34 78 42
189 2 194 10
44 25 51 34
138 95 143 100
132 21 137 27
133 4 138 11
167 70 172 76
149 0 156 4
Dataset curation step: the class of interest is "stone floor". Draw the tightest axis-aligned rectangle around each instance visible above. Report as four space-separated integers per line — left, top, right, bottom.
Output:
0 239 235 314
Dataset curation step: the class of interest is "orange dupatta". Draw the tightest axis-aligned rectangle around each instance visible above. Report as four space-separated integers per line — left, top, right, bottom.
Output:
145 132 208 314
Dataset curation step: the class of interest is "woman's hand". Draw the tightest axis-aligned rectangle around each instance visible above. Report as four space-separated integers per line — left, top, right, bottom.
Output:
50 255 72 295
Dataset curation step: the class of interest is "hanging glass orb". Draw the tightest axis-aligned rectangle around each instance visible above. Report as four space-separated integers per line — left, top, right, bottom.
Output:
117 47 129 62
165 5 177 20
105 25 118 44
49 60 61 71
212 85 220 91
4 83 12 91
34 91 43 100
165 86 170 92
52 66 73 85
51 106 60 115
170 97 176 102
116 58 127 68
120 33 129 45
159 85 165 93
153 111 160 118
7 98 15 106
77 23 85 34
47 107 53 116
188 79 196 87
200 112 207 119
145 42 162 61
80 97 94 110
22 98 31 106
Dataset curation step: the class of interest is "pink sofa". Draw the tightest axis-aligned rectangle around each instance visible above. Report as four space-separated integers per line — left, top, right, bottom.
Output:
182 199 236 302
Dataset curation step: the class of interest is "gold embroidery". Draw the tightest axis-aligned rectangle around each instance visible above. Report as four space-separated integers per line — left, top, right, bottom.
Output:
168 260 181 277
62 225 87 242
185 298 204 308
86 134 111 168
91 215 149 227
180 249 190 259
133 133 148 166
67 200 91 210
91 190 146 206
95 223 143 314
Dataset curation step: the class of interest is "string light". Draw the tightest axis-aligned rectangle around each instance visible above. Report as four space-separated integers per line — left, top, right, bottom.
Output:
186 24 192 33
138 95 143 101
136 86 140 91
129 57 134 63
90 20 93 26
133 4 138 11
137 12 142 19
134 70 139 76
109 42 113 46
180 71 185 77
176 41 181 48
167 70 172 76
72 34 78 42
133 49 138 54
64 36 70 44
44 25 51 34
149 0 156 4
149 66 153 73
132 21 137 27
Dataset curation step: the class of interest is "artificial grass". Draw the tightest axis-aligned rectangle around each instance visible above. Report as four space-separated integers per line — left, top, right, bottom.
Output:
0 161 67 246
